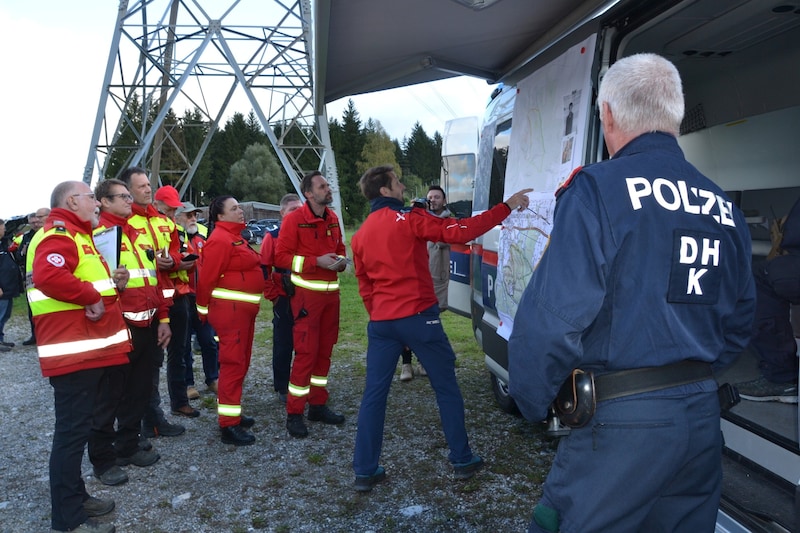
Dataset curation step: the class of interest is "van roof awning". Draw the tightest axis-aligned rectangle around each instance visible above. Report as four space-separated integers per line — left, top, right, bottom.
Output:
315 0 616 109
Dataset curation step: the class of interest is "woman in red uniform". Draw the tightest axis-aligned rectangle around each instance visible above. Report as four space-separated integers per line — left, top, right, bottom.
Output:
196 196 264 445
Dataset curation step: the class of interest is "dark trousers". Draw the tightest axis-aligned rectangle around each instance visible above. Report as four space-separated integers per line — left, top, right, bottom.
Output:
272 295 294 393
528 390 721 533
751 259 800 383
167 295 190 410
353 304 473 476
49 367 106 531
184 293 219 386
89 322 158 471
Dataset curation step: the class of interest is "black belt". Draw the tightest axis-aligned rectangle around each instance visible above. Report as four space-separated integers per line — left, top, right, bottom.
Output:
594 360 713 402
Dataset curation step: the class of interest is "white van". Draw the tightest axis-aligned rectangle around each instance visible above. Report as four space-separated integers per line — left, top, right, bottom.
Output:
464 0 800 530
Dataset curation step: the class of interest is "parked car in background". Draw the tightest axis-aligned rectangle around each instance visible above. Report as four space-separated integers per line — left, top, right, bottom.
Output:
242 219 279 245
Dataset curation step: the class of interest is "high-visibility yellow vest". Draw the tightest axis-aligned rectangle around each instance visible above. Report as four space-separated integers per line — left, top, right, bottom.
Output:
129 212 176 299
26 224 131 375
95 223 159 326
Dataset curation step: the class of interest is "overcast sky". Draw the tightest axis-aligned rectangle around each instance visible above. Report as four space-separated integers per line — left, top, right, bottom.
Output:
0 1 493 220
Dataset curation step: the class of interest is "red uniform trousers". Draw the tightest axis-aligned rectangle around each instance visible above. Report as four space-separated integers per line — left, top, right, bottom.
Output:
209 298 260 428
287 287 340 415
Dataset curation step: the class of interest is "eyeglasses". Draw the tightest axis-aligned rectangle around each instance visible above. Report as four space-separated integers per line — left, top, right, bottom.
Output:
71 193 96 200
182 212 198 219
107 193 133 202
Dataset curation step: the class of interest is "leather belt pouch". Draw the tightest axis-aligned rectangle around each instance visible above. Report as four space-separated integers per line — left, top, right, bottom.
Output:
554 369 596 428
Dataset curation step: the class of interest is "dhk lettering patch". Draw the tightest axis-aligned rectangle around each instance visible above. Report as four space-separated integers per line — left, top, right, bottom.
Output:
667 229 722 304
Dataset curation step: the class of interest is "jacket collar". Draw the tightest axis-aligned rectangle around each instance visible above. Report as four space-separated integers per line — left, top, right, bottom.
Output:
613 131 682 160
46 207 93 234
98 211 129 228
369 196 404 213
131 202 162 218
213 220 246 233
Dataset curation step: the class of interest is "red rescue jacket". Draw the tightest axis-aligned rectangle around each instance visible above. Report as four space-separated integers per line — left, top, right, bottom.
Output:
351 197 512 321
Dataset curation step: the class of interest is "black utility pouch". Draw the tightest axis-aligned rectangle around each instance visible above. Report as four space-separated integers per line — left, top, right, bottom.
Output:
281 273 295 297
718 382 740 411
554 369 596 428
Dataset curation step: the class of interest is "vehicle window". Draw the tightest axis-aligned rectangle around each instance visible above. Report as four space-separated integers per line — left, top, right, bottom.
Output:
443 154 475 218
489 119 512 208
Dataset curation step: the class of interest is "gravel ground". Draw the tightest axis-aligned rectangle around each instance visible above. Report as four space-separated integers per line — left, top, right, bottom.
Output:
0 300 555 533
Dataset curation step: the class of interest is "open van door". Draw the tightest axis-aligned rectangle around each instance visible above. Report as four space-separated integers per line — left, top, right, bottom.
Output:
440 116 479 317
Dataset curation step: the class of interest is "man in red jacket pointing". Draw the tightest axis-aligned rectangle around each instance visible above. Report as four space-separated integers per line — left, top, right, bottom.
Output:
350 164 531 492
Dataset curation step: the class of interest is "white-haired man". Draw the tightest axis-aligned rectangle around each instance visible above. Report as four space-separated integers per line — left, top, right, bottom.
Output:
508 54 755 532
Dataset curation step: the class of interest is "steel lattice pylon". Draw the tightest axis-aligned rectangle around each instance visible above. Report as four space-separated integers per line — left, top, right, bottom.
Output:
84 0 340 215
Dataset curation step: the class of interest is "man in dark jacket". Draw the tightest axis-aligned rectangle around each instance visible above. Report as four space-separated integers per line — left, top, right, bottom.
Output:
507 54 754 533
11 207 49 345
0 219 22 351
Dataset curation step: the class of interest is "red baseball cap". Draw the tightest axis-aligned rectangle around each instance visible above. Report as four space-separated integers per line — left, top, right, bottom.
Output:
153 185 183 208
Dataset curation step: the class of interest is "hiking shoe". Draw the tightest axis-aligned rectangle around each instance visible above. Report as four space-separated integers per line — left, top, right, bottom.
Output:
93 466 128 486
0 345 9 352
207 380 218 393
277 391 288 404
354 466 386 492
0 341 14 347
220 425 256 446
116 448 160 467
171 405 200 418
736 377 798 403
453 455 484 480
400 363 413 382
141 420 185 438
187 386 200 400
307 404 345 425
22 336 37 346
51 518 116 533
415 364 427 377
83 496 115 517
287 414 309 438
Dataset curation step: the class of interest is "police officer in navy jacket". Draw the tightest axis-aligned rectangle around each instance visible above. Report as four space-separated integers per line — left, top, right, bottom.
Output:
508 54 755 532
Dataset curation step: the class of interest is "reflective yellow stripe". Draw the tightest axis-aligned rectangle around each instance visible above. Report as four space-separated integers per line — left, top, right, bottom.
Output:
291 255 305 272
288 383 310 397
211 288 262 304
196 305 208 316
128 268 157 280
290 274 339 292
218 403 241 417
28 278 116 304
310 375 328 387
123 309 157 322
37 328 130 358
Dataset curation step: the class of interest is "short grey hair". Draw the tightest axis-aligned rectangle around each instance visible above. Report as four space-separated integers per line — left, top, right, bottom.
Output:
50 181 82 209
597 53 684 136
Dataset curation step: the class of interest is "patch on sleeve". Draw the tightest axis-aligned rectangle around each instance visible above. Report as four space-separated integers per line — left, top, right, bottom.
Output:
667 229 722 304
555 166 583 198
46 253 66 268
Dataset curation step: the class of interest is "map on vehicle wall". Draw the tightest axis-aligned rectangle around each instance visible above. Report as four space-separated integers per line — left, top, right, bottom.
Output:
495 35 596 339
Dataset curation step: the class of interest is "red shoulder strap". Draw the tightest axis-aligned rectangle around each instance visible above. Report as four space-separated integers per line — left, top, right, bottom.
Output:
555 166 583 198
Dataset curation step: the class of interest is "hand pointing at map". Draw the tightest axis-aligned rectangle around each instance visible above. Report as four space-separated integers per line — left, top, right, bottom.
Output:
505 188 534 211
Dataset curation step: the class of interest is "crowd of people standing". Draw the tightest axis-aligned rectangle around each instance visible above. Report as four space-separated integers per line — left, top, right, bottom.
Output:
7 52 758 533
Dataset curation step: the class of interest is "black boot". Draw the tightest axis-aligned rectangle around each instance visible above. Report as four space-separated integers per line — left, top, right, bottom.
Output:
220 424 255 446
240 415 255 428
307 404 345 425
286 414 308 438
